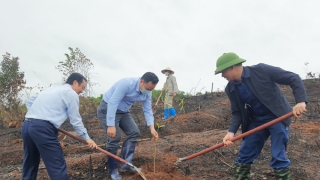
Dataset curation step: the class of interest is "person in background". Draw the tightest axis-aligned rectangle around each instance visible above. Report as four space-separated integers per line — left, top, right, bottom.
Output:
161 67 179 120
97 72 159 180
22 73 97 180
214 52 307 180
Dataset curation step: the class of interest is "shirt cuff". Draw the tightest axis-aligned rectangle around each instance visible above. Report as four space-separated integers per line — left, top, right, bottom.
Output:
107 119 115 126
80 133 90 141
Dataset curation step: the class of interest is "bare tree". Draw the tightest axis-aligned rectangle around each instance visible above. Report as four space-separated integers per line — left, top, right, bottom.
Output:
56 47 97 97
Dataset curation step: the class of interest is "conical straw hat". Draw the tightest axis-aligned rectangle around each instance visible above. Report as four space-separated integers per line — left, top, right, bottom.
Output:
161 67 174 74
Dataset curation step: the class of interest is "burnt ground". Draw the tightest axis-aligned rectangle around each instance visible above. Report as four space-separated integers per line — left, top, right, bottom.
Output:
1 79 320 180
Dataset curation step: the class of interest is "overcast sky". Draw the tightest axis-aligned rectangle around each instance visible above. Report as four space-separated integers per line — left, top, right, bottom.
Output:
1 0 320 99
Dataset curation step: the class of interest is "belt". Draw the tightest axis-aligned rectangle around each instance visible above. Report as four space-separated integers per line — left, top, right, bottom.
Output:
24 118 50 123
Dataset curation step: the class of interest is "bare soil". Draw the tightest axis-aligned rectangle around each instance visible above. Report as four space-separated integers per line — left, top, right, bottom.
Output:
1 79 320 180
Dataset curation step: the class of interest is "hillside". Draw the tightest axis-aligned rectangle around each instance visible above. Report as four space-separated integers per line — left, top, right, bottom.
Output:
0 79 319 180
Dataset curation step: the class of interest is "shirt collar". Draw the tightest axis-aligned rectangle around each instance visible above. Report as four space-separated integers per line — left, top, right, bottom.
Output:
242 66 250 78
64 84 72 89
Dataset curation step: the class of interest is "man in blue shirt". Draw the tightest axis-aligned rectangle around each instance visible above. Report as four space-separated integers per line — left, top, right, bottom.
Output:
22 73 97 180
215 53 307 180
97 72 159 180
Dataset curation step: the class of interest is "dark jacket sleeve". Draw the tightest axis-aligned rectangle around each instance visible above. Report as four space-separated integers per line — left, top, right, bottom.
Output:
225 84 242 133
258 63 308 104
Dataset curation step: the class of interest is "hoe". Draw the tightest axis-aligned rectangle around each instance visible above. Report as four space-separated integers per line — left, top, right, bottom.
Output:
58 128 147 180
176 112 293 164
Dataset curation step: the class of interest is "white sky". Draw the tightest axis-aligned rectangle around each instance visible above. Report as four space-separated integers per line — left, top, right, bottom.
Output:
1 0 320 99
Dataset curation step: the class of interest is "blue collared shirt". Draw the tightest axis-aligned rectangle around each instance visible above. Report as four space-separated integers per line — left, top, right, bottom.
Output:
103 77 154 126
25 84 90 140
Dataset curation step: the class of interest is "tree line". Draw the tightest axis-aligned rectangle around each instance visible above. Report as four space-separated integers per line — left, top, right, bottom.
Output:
0 47 195 128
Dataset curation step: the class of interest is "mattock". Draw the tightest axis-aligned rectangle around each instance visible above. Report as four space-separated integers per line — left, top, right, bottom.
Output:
58 128 147 180
176 112 293 164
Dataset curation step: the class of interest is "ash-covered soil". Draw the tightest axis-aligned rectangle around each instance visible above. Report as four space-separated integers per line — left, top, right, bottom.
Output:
1 79 320 180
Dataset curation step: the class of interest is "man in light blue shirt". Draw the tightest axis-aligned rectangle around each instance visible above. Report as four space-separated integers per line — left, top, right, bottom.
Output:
22 73 97 180
97 72 159 180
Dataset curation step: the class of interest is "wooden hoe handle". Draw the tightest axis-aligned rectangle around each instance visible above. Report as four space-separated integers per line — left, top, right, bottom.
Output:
176 112 293 163
155 91 163 106
58 128 129 165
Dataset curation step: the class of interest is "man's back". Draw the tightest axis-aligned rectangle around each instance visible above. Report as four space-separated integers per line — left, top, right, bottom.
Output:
25 84 78 124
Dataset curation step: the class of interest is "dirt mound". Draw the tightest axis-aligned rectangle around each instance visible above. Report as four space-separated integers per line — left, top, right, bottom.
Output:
166 111 216 123
152 111 230 139
161 153 178 164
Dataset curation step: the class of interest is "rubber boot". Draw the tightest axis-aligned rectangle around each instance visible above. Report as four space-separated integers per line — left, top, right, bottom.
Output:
119 142 141 173
274 168 290 180
234 162 251 180
169 107 177 117
161 109 169 120
107 148 122 180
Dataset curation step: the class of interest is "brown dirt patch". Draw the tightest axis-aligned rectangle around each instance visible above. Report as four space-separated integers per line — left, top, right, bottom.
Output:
291 122 320 133
127 162 192 180
161 153 179 164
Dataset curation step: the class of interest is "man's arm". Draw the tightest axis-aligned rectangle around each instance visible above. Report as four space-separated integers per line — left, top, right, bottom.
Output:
260 63 308 118
225 89 242 134
223 87 242 147
65 92 97 149
260 63 308 104
142 94 158 141
142 93 154 127
171 76 179 93
64 91 90 140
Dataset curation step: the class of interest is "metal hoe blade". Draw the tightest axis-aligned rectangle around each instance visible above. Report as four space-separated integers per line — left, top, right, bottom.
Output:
126 162 147 180
135 167 147 180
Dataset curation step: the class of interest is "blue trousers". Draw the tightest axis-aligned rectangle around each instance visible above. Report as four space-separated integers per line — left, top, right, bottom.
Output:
22 119 68 180
97 100 140 149
236 119 290 170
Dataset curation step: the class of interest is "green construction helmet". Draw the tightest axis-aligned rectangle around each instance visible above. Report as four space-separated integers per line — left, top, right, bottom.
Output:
215 52 246 74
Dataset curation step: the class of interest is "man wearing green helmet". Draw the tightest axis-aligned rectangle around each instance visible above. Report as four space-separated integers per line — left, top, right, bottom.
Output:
215 52 307 180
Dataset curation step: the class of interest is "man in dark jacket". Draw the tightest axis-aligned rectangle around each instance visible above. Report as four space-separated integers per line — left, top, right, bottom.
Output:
215 52 307 180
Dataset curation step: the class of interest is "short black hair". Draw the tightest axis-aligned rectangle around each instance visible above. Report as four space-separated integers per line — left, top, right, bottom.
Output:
66 73 87 85
141 72 159 84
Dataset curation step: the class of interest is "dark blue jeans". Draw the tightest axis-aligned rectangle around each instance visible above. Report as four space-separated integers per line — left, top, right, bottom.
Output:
22 119 68 180
236 119 290 170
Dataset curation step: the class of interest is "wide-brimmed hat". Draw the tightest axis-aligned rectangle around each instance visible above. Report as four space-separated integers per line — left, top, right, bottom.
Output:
161 67 174 74
215 52 246 74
